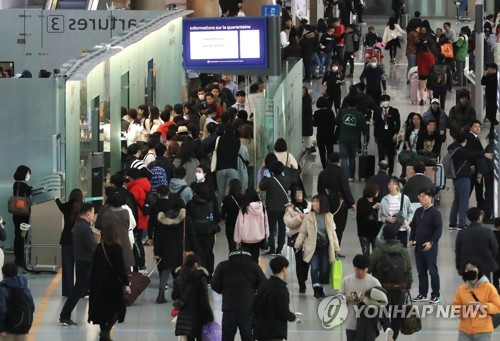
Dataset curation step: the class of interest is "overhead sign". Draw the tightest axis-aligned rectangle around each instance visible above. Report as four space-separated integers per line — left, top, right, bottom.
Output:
261 5 281 17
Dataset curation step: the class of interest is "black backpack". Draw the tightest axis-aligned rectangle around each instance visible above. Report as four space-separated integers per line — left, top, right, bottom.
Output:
141 192 158 216
168 185 187 204
189 198 218 235
3 281 34 334
376 252 408 291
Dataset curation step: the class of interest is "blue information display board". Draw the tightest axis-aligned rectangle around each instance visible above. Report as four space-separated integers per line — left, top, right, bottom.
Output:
261 5 281 17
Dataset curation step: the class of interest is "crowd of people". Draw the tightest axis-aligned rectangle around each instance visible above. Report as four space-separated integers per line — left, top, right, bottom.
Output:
2 6 500 341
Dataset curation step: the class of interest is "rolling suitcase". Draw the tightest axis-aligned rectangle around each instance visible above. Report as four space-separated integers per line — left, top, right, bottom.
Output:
125 258 157 306
358 136 375 180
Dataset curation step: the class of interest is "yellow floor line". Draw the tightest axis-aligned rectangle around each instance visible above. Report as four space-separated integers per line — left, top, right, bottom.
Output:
259 258 266 272
28 270 62 341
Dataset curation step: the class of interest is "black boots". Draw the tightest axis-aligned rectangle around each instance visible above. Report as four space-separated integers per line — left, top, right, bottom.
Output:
313 286 325 299
299 283 306 294
156 290 167 304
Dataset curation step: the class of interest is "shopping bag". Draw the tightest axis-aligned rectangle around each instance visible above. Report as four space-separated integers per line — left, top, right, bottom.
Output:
329 260 343 290
202 322 222 341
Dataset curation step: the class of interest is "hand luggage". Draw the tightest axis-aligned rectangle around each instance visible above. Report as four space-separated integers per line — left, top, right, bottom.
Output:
124 258 157 306
358 137 375 180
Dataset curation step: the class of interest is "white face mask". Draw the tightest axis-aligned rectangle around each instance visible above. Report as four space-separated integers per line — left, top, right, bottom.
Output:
195 172 205 181
381 101 390 108
198 95 205 100
25 174 30 182
370 62 377 68
331 66 339 72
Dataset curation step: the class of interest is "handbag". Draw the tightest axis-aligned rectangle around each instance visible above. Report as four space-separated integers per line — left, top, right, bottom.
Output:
182 219 194 263
385 194 406 231
283 153 301 186
401 291 422 335
329 260 343 290
287 233 298 247
316 233 330 250
202 322 222 341
7 185 31 216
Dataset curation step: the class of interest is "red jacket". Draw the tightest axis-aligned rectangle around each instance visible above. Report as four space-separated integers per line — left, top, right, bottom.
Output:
126 177 151 230
333 25 345 46
416 51 436 77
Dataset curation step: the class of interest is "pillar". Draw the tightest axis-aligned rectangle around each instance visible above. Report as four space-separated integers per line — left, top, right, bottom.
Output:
186 0 219 17
243 0 274 17
310 0 318 24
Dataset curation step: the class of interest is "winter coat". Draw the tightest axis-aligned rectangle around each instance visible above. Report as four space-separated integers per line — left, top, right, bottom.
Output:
125 177 151 229
0 276 34 333
455 222 499 275
187 192 220 235
234 202 269 244
211 250 266 312
88 243 128 325
335 108 368 145
55 198 78 245
302 94 314 136
259 176 291 212
283 203 305 236
221 194 243 239
313 108 336 144
452 276 500 334
100 207 135 268
150 206 199 270
356 197 382 239
172 267 214 339
294 211 340 263
253 276 296 340
369 239 413 289
448 103 477 138
422 107 449 133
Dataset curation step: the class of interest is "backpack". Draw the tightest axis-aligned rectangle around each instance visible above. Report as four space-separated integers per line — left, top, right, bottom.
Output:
149 166 168 194
189 198 218 235
431 64 448 86
141 192 158 216
376 252 408 291
440 42 454 59
442 147 467 179
124 190 139 223
169 185 187 204
3 282 34 334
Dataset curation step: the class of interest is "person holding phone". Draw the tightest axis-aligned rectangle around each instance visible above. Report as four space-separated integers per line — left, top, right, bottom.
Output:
452 262 500 340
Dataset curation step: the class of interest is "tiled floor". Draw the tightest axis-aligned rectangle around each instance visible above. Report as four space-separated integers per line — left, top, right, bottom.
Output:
16 17 499 341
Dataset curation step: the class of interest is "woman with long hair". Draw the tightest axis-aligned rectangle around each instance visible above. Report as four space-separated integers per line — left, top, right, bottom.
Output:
294 194 340 298
404 112 424 153
124 108 143 146
166 141 180 162
221 179 244 252
11 165 32 269
302 86 314 153
144 105 162 135
56 188 83 297
356 182 382 257
174 141 200 185
234 188 269 262
172 253 214 340
382 16 406 63
88 222 131 341
239 124 256 189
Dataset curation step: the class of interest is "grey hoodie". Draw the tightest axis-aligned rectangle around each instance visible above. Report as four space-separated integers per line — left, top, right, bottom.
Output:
168 178 193 205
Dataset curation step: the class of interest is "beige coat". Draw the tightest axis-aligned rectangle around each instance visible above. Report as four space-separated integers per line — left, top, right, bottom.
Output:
294 212 340 263
283 204 304 236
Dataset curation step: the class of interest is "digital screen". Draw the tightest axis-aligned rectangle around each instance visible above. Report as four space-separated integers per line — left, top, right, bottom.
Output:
182 17 268 70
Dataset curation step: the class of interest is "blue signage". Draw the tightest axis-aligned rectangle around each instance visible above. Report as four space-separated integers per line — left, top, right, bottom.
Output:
261 5 281 17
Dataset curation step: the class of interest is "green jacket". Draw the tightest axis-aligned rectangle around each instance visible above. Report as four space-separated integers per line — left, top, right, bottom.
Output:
335 108 367 145
369 240 413 290
455 35 468 62
343 31 359 53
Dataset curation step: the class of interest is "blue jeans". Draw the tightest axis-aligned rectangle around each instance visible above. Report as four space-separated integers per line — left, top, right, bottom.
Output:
311 53 320 77
319 51 333 75
216 168 238 207
415 244 440 298
339 143 357 178
456 60 466 87
310 247 329 286
406 53 416 79
450 177 470 227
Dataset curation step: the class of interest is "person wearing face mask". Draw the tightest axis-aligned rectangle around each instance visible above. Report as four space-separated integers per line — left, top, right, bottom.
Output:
11 165 32 269
191 164 216 194
322 60 345 112
452 262 500 341
373 94 401 176
359 57 387 106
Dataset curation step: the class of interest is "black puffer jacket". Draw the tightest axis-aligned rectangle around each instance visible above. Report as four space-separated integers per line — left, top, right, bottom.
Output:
172 267 214 339
253 276 296 340
210 250 266 312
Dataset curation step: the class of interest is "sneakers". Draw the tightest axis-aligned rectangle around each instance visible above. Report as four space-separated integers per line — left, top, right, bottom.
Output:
429 296 441 304
59 318 78 326
264 250 276 256
412 294 427 302
448 224 458 231
385 327 394 341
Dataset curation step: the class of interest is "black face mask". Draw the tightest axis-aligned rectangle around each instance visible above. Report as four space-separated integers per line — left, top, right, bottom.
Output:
463 270 478 281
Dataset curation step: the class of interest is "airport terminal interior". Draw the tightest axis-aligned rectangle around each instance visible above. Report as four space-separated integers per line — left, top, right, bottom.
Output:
1 1 500 341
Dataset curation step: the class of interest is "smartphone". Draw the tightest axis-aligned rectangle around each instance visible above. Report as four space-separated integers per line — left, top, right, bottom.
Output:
264 169 271 177
303 208 310 214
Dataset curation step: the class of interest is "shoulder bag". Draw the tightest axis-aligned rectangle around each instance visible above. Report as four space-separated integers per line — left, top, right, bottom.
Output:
283 153 301 186
400 291 422 335
8 183 31 216
385 193 406 231
274 177 291 203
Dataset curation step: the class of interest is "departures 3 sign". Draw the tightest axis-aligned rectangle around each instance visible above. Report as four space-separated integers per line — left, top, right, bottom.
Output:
47 15 140 33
